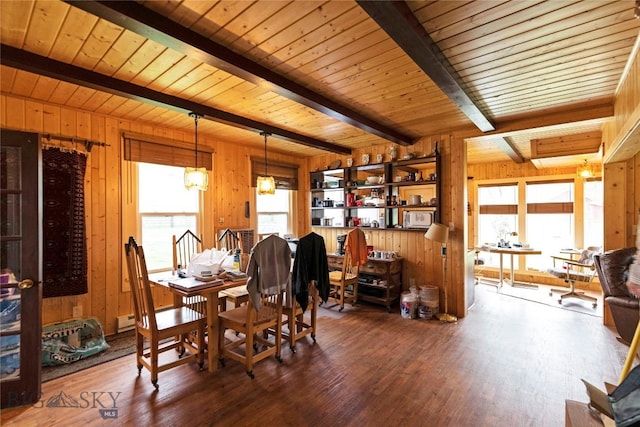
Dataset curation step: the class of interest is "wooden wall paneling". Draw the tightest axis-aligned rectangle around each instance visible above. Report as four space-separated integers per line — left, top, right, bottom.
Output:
602 161 628 251
103 117 121 334
0 95 5 127
89 111 107 328
214 139 251 232
42 103 61 135
24 100 43 132
615 41 639 133
449 133 467 316
5 96 26 130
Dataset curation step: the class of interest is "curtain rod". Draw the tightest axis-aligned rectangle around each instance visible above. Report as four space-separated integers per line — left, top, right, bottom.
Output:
43 133 110 152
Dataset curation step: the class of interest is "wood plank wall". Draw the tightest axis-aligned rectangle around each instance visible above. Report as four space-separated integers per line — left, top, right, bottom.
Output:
1 39 636 333
0 94 303 335
602 38 640 250
305 134 471 319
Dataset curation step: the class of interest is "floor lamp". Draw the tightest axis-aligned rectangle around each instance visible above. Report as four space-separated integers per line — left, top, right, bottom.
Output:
425 223 457 323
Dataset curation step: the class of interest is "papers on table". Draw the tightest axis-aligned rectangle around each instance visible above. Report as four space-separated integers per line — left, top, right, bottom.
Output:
168 277 223 292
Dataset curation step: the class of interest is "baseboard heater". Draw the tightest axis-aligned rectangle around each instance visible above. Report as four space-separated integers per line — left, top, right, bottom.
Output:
116 314 135 333
116 305 173 333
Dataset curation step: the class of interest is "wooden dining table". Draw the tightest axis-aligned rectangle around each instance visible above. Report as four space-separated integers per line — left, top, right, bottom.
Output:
148 272 247 373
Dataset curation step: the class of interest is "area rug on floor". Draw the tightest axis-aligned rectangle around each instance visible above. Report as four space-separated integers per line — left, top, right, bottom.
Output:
41 330 136 382
478 282 603 317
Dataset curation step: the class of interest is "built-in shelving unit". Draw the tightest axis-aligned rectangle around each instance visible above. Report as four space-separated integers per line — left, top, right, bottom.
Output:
310 153 441 230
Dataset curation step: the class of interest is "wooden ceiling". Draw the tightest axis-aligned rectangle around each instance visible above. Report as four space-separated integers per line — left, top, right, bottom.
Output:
1 1 638 166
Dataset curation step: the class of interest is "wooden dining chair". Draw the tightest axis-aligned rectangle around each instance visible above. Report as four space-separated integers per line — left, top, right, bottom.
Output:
124 236 206 389
173 230 227 316
282 280 318 352
327 228 368 311
218 289 284 378
216 228 249 310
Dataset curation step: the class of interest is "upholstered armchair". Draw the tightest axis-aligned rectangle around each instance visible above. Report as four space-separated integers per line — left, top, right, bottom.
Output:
593 247 639 345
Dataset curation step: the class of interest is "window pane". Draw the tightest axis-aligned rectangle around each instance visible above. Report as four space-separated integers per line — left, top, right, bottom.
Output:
584 180 603 249
256 189 289 212
525 181 574 270
478 213 518 268
256 189 291 236
138 163 200 272
139 163 198 213
525 213 573 271
141 215 196 271
257 213 289 237
478 185 517 205
526 182 573 203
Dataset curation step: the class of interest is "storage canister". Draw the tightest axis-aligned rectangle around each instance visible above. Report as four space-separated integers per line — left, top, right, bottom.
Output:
400 292 417 319
417 285 439 319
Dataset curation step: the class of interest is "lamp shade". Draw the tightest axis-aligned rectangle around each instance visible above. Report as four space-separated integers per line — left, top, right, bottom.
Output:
424 222 449 244
184 166 208 191
577 160 594 179
257 175 275 195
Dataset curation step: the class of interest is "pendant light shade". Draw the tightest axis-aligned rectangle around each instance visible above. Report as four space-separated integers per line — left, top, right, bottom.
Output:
184 112 208 191
257 132 275 195
576 159 594 179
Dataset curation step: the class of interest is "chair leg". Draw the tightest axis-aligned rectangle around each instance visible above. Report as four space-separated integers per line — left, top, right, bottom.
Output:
246 331 255 379
554 280 598 307
136 332 144 375
150 338 159 389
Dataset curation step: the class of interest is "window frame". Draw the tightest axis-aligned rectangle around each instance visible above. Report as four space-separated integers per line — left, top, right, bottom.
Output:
473 174 602 273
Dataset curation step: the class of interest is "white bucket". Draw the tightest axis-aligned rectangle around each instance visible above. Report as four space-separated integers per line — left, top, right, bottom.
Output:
400 292 417 319
417 285 439 319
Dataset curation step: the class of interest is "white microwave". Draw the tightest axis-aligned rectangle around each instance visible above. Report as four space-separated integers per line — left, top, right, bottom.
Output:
403 211 433 228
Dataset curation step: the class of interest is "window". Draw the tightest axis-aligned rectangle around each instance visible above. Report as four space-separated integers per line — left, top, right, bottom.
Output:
525 181 573 270
256 189 292 237
475 176 603 275
477 184 518 268
138 163 200 271
583 179 603 249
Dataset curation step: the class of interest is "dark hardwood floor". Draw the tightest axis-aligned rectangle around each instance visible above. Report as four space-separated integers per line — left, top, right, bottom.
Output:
2 284 634 426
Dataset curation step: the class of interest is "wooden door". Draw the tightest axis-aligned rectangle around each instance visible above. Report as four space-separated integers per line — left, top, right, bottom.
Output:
0 129 42 408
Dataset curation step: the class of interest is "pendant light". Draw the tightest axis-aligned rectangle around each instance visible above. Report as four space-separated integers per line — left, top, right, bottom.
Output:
184 112 208 191
257 132 275 195
576 159 594 179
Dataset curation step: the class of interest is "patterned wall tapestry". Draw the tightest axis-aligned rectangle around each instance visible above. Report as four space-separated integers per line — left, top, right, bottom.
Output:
42 146 88 298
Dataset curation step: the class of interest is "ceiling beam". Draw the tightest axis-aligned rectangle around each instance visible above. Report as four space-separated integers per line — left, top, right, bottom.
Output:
496 137 525 163
456 102 614 140
65 0 414 146
1 44 351 155
357 0 495 133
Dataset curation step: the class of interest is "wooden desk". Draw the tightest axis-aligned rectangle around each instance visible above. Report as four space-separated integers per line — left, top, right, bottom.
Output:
475 246 542 289
148 272 246 373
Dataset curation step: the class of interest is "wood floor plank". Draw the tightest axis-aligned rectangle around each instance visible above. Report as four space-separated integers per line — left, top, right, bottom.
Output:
1 285 633 426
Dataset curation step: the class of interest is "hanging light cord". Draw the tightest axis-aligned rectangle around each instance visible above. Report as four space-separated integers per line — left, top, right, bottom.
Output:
190 112 201 167
260 131 270 175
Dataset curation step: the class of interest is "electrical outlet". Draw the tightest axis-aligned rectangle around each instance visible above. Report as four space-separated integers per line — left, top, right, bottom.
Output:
218 217 224 223
72 305 82 318
409 278 416 287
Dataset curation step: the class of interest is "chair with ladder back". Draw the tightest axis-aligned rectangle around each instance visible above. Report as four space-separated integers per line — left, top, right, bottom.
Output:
124 236 206 389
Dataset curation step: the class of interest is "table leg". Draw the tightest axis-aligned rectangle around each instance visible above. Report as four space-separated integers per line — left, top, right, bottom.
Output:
509 254 538 289
205 292 219 373
498 253 504 289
